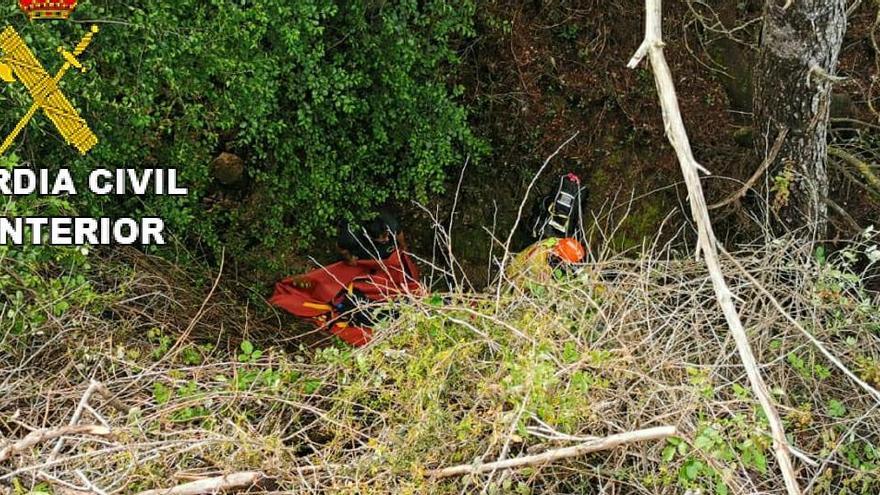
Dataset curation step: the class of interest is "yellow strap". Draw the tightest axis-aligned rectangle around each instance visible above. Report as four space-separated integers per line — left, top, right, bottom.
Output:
303 302 332 311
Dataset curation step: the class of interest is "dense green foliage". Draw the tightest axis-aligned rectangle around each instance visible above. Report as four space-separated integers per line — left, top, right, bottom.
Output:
0 0 482 256
0 154 98 341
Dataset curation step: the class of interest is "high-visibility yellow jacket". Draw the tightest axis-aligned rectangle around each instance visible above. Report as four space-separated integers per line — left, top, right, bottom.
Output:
506 238 560 286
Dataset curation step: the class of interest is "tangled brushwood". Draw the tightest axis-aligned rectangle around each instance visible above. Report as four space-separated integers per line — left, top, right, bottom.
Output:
1 234 879 494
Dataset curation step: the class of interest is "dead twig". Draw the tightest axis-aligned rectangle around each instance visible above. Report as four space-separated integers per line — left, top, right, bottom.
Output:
828 146 880 192
709 128 789 210
720 247 880 405
48 380 106 462
133 471 264 495
0 425 110 462
427 426 676 478
92 382 132 415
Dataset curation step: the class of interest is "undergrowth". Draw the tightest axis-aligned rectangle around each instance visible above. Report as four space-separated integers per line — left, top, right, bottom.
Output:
1 233 880 494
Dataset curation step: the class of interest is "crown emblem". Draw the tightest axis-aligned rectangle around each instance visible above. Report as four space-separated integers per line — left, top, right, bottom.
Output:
18 0 78 20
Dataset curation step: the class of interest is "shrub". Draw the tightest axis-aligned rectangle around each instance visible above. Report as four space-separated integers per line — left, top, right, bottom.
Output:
0 0 484 257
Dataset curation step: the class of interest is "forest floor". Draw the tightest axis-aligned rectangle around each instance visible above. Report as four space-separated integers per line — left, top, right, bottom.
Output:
3 3 880 494
387 0 880 289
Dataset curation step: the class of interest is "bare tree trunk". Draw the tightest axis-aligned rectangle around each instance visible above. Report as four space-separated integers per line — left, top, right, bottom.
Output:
753 0 846 237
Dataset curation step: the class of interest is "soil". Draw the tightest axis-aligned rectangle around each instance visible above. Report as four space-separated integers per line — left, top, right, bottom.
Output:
395 0 880 288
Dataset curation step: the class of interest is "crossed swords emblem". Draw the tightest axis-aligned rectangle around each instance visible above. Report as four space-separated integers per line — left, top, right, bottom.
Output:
0 25 99 155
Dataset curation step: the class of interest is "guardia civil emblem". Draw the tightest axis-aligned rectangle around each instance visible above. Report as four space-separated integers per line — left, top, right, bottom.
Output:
0 0 99 155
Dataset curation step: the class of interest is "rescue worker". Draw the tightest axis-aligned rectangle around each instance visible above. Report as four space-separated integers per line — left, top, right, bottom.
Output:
290 210 407 289
337 210 407 266
509 172 587 287
507 236 585 286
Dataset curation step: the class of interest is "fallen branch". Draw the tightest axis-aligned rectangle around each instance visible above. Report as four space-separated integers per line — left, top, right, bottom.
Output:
427 426 675 478
134 471 264 495
828 146 880 192
821 195 862 233
709 128 789 210
49 380 105 462
628 1 802 493
720 247 880 405
0 425 110 462
92 382 132 415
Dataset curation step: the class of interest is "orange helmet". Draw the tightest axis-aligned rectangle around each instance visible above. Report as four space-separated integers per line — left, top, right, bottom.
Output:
553 238 585 264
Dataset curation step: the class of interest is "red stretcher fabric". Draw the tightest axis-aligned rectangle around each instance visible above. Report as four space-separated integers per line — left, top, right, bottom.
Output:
269 250 421 346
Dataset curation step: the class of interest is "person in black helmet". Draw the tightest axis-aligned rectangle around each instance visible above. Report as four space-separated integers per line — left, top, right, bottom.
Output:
336 210 407 266
289 211 407 290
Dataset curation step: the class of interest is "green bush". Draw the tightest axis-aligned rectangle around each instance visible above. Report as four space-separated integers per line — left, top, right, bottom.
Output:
0 154 98 341
0 0 483 257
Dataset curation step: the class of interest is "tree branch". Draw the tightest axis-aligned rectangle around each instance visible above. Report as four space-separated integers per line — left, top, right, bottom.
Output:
0 425 110 462
134 471 264 495
628 1 802 493
427 426 676 478
828 146 880 192
709 128 789 210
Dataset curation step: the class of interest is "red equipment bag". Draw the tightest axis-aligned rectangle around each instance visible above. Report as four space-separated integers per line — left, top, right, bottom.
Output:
269 250 421 346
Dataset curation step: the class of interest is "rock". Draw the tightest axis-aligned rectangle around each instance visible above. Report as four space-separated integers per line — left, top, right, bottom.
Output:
211 152 244 185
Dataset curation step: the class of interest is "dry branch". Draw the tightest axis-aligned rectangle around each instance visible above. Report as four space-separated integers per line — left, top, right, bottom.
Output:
427 426 676 478
0 425 110 462
627 1 801 493
92 382 132 415
828 146 880 192
709 128 789 210
134 471 264 495
720 247 880 404
49 380 106 461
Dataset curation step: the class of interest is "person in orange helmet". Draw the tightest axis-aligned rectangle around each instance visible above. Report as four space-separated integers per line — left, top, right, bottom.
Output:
553 237 586 265
506 236 586 287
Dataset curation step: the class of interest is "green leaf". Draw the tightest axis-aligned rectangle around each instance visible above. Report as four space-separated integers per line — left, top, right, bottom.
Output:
694 433 714 451
815 245 826 264
303 379 322 394
827 399 847 418
662 445 676 462
240 340 254 355
562 342 579 364
153 382 171 405
683 459 702 480
753 450 767 474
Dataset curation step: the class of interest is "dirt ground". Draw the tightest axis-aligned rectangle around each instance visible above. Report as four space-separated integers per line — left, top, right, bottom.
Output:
392 0 880 288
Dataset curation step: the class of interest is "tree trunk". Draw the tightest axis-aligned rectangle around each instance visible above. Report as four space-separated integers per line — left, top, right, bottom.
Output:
753 0 846 238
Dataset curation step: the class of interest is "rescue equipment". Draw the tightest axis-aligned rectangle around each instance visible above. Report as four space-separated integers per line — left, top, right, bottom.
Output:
529 172 584 241
553 237 586 264
270 249 421 346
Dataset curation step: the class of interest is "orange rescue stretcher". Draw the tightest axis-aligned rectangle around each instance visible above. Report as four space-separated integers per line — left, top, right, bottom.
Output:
269 250 421 346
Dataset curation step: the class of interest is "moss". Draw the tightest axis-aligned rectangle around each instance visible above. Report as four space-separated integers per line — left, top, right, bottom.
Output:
613 200 667 251
734 126 754 147
586 140 670 252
